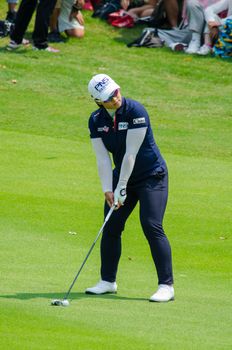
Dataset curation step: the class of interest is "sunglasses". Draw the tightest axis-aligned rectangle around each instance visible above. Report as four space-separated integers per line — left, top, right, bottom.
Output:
103 89 119 103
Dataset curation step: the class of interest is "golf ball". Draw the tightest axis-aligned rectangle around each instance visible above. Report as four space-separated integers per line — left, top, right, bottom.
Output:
62 299 69 307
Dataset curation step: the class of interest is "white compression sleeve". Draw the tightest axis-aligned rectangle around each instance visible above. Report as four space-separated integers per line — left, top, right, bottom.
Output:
117 127 147 188
91 138 113 193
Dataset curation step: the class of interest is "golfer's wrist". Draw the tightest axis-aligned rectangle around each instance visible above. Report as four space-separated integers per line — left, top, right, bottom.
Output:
104 190 113 195
117 181 127 189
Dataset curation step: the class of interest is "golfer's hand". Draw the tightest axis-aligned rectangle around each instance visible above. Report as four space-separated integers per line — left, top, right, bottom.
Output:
105 191 114 208
114 186 127 209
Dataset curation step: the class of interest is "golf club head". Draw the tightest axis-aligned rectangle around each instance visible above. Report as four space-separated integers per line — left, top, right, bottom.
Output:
50 206 115 308
51 299 69 307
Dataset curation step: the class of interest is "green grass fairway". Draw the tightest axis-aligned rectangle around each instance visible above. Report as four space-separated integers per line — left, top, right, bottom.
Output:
0 6 232 350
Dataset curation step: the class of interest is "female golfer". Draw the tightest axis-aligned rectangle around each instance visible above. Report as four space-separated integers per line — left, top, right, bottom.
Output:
86 74 174 302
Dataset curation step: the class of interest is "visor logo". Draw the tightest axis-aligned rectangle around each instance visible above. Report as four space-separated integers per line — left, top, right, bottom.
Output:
95 77 110 92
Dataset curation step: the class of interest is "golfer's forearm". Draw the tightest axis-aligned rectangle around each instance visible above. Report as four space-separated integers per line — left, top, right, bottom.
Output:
118 127 147 188
91 138 113 193
117 154 135 188
97 158 113 193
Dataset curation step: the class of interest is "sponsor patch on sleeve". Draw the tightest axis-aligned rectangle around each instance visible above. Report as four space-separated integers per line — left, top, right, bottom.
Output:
133 117 146 125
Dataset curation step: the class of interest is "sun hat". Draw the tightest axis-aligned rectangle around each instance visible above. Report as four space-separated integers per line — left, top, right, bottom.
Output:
88 74 120 102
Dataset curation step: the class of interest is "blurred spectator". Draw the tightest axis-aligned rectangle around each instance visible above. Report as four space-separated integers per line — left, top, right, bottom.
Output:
82 0 94 10
48 0 85 41
0 1 18 38
90 0 102 10
166 0 181 27
206 0 232 58
123 0 181 28
92 0 122 19
58 0 85 38
149 0 220 55
127 0 188 47
49 0 63 42
7 0 59 52
6 0 18 23
205 0 232 42
122 0 158 20
184 0 218 54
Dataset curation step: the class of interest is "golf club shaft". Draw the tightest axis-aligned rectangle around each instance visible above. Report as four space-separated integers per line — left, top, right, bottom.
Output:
63 205 115 300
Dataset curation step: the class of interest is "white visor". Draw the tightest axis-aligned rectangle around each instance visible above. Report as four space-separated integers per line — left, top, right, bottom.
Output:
88 74 120 102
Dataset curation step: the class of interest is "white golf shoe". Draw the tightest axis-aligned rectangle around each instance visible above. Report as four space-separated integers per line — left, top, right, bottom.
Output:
85 280 117 295
149 284 174 302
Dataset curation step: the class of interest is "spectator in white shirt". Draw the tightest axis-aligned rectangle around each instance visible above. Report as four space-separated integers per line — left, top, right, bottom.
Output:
204 0 232 44
184 0 220 55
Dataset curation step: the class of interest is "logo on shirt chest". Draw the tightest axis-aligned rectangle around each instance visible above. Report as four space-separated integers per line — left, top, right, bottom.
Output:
97 126 109 132
118 122 128 130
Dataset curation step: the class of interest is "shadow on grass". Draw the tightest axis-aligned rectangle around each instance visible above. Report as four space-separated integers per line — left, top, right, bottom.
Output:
0 292 147 302
112 25 146 45
0 46 30 55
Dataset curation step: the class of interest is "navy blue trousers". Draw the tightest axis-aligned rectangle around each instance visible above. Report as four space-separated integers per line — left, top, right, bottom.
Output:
101 173 173 285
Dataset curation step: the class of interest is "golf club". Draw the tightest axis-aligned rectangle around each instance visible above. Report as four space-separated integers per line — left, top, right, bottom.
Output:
51 205 116 307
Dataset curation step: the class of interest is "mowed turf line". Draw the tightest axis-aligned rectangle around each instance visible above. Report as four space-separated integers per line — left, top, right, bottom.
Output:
0 6 232 350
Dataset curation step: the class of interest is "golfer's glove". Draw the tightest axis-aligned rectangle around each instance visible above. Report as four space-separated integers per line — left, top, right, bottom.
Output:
114 186 127 206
